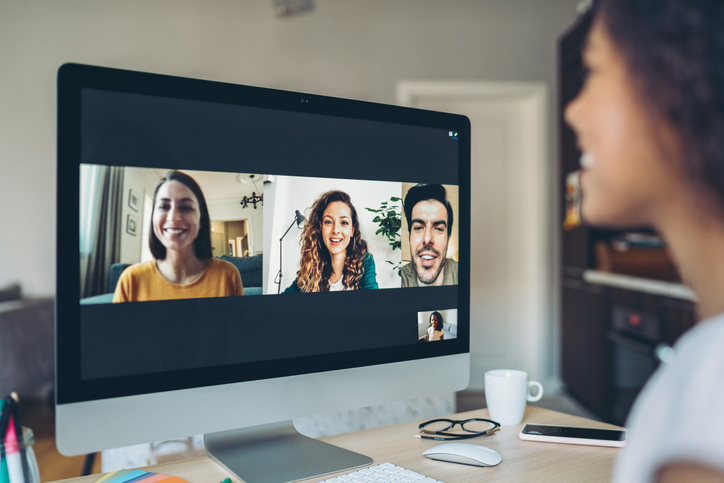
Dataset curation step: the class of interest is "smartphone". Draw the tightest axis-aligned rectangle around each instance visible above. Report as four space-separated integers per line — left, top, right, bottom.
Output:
519 423 627 447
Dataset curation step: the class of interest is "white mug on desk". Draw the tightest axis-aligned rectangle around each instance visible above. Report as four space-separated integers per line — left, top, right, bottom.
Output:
484 369 543 426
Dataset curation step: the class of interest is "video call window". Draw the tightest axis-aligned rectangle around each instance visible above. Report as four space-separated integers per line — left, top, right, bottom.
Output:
79 165 460 305
266 175 403 294
80 165 264 304
401 183 459 288
417 309 458 342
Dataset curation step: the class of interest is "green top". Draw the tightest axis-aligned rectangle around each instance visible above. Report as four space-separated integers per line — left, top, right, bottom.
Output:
283 252 378 293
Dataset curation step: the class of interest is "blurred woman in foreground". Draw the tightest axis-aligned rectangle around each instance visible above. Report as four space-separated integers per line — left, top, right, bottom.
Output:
565 1 724 481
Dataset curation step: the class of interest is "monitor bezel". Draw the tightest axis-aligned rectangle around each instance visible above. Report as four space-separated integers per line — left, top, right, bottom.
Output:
56 63 471 406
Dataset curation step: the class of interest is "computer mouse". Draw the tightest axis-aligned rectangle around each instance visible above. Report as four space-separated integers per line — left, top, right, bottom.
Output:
422 442 502 467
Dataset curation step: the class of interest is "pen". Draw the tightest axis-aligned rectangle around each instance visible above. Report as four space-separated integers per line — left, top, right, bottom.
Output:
4 416 25 483
0 398 9 483
9 395 27 483
0 397 12 443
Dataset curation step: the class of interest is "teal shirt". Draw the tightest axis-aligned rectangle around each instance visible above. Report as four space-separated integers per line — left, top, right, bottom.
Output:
284 252 378 293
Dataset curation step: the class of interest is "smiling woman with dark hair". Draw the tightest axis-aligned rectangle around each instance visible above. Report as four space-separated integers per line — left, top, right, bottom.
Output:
113 171 243 302
426 311 444 341
565 1 724 481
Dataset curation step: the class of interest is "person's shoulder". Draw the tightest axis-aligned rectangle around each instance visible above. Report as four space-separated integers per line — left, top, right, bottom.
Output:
284 280 301 293
400 262 416 287
658 317 724 423
122 261 156 277
209 258 243 280
676 314 724 360
363 252 375 265
211 257 239 272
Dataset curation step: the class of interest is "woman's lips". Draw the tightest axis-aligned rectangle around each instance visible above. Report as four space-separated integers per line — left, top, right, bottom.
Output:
164 227 187 237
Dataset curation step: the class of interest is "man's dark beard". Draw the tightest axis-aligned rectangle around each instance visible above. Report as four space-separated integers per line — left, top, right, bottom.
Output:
414 243 446 285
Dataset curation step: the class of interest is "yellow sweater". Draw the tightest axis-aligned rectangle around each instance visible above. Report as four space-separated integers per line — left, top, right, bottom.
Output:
112 259 244 302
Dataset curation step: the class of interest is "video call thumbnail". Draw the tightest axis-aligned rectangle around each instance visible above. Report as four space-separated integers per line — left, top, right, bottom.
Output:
418 309 458 342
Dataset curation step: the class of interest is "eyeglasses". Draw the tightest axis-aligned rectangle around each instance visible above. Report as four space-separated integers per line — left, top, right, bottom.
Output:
417 418 501 441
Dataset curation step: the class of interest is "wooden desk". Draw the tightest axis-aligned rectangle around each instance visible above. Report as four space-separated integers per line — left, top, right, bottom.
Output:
57 407 622 483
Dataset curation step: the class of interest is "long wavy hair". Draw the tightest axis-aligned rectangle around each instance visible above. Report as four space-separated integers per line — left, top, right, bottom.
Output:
295 190 368 292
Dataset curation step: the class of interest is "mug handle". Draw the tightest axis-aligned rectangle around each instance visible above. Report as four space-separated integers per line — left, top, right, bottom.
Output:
527 381 543 402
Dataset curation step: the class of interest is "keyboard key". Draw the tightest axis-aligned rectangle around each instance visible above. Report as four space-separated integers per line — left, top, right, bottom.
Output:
324 463 444 483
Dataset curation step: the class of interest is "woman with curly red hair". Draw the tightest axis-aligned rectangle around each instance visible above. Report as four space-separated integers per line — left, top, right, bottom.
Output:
284 190 378 292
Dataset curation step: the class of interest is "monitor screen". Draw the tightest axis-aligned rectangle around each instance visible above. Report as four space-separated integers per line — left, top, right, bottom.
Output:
56 63 470 482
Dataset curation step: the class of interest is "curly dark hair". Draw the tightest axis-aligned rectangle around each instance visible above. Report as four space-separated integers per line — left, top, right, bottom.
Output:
592 0 724 207
295 190 369 292
430 311 444 331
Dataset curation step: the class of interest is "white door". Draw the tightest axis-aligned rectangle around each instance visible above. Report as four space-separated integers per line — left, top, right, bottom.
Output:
397 82 551 391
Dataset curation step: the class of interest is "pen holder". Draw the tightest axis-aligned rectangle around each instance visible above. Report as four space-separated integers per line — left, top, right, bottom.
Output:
1 427 40 483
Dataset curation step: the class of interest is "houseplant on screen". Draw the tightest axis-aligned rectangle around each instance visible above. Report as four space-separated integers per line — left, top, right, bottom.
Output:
366 197 402 275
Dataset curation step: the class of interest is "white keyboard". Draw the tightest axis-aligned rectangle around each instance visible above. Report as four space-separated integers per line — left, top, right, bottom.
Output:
319 463 444 483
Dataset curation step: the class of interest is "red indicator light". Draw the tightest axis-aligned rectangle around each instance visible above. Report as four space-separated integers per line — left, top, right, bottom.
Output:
628 314 641 327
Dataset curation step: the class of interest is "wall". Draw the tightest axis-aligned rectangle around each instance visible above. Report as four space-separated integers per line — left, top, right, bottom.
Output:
119 167 161 264
0 0 578 295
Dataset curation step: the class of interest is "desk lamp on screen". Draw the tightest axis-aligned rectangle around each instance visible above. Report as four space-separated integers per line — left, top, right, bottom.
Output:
56 63 470 483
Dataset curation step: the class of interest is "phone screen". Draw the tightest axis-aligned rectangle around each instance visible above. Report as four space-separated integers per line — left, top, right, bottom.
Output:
522 424 626 441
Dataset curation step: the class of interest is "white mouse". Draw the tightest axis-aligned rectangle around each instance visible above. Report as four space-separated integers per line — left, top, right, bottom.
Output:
422 442 502 467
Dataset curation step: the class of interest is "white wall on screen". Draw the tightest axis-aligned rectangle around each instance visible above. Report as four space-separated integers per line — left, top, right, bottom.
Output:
119 167 160 265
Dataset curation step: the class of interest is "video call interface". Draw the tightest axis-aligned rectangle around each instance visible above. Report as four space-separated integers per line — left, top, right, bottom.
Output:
76 87 465 383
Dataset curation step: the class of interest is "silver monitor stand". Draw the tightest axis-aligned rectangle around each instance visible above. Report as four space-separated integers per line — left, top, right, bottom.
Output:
204 421 372 483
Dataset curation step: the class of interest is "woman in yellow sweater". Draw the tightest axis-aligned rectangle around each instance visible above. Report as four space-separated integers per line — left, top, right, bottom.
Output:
113 171 243 302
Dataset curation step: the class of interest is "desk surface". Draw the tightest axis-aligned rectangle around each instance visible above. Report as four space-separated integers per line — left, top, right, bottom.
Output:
58 407 622 483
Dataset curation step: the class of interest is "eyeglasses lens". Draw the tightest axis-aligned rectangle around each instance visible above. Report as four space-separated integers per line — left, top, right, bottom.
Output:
461 420 496 433
424 420 455 432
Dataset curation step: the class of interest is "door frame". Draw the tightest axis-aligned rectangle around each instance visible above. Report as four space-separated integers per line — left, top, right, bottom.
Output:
396 81 556 391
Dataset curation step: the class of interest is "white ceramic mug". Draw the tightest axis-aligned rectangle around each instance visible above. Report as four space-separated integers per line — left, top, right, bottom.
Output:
484 369 543 426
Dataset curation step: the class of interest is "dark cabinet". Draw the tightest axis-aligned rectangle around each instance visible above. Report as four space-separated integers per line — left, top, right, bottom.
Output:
561 280 609 417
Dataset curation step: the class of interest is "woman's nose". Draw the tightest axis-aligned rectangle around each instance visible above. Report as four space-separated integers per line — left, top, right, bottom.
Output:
168 205 182 220
564 94 581 131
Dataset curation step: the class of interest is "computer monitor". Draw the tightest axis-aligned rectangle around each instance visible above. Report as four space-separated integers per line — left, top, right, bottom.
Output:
56 63 471 483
